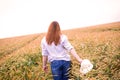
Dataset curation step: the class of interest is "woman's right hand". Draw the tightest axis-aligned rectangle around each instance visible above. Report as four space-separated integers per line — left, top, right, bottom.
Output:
79 59 83 64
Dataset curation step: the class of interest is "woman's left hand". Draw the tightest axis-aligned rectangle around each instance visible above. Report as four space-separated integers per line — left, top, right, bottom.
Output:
43 66 48 73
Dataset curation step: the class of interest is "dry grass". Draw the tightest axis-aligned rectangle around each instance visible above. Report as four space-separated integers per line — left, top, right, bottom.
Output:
0 22 120 80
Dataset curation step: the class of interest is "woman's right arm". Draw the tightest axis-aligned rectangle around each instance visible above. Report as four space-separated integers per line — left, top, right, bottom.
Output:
62 35 82 63
70 48 82 63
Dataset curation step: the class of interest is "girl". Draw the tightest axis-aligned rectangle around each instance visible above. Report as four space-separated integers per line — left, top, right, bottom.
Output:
41 21 82 80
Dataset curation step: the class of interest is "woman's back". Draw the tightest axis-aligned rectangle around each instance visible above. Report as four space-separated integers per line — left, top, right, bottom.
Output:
41 34 73 62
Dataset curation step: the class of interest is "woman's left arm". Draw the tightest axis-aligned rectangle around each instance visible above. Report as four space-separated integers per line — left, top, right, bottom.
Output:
42 56 48 73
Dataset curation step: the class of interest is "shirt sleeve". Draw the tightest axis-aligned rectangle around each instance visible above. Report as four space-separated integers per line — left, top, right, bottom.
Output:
41 38 49 56
62 35 73 52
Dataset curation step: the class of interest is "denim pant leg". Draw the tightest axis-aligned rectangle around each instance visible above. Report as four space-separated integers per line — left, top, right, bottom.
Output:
50 60 71 80
62 61 71 80
50 60 63 80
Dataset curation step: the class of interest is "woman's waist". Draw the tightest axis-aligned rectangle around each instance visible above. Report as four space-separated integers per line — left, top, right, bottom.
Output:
48 55 71 62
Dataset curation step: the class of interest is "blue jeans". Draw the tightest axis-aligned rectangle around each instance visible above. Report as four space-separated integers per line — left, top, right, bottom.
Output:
50 60 71 80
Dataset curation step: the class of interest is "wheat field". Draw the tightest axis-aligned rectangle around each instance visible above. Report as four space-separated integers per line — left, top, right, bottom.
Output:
0 22 120 80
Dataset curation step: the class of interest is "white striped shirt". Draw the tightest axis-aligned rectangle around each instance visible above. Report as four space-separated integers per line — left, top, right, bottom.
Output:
41 34 73 62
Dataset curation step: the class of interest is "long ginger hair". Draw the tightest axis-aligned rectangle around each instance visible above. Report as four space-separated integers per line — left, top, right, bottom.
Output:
46 21 61 45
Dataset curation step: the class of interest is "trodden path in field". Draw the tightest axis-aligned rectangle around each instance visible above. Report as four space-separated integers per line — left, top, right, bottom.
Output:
0 33 44 65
